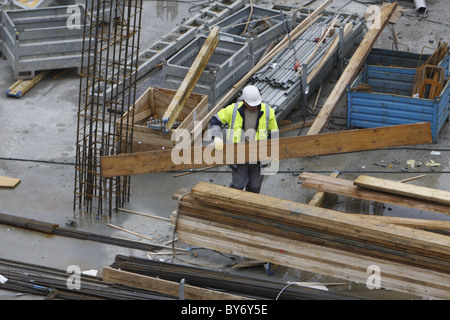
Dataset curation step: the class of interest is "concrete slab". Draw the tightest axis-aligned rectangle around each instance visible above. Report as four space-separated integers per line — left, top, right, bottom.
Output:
0 0 449 300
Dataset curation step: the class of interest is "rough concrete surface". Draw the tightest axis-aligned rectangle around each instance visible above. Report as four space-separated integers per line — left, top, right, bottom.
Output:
0 0 449 300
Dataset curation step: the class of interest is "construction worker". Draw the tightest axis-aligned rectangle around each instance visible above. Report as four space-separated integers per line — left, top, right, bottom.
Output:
210 85 278 193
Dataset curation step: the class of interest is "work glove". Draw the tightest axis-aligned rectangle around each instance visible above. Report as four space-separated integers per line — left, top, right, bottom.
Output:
214 137 224 151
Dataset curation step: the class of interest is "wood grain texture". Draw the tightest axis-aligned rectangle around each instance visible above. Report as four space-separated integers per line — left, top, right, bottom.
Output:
100 122 432 177
353 175 450 206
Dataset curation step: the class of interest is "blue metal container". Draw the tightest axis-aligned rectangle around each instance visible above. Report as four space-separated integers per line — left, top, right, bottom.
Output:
347 50 449 143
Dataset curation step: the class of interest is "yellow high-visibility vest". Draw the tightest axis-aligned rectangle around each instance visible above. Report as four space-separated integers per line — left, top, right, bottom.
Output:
215 102 278 143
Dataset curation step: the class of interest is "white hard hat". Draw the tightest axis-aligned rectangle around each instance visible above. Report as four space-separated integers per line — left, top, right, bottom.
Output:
242 85 261 107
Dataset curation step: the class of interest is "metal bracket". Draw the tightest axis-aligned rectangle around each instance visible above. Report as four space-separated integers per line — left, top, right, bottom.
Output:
338 26 344 74
179 278 185 300
301 63 309 106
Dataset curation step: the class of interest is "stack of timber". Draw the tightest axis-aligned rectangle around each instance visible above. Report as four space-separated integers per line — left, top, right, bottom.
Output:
172 182 450 299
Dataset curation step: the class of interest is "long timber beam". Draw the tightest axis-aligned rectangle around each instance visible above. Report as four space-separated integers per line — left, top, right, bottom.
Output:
100 122 432 177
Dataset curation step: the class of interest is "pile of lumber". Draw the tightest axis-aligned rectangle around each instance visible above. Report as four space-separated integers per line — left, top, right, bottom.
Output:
172 182 450 299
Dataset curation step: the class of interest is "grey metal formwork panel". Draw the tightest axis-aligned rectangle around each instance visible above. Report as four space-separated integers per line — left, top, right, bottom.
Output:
162 33 250 107
215 5 287 65
135 0 246 83
2 5 87 80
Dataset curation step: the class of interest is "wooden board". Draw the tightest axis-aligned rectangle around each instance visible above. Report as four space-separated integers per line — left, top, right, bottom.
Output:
6 70 51 98
100 122 432 177
299 172 450 216
0 176 21 188
102 267 252 300
162 27 219 131
307 2 398 135
353 175 450 206
308 171 339 207
351 214 450 231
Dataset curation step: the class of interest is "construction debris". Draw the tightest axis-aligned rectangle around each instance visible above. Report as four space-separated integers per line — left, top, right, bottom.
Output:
103 266 253 300
0 212 167 252
0 258 175 300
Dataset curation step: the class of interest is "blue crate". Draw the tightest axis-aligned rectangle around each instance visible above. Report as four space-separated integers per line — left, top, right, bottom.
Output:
347 50 450 143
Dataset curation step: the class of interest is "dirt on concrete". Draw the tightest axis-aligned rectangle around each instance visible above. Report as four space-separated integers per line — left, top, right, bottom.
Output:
0 0 449 300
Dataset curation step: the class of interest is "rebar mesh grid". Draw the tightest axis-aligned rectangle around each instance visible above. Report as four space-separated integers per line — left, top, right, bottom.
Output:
74 0 143 217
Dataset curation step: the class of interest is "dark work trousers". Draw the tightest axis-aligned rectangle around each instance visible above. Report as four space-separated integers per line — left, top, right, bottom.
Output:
229 163 264 194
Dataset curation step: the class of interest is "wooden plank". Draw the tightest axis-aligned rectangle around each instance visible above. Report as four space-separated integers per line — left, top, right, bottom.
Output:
0 176 21 188
351 214 450 231
307 2 398 135
278 118 314 133
175 94 209 132
102 266 253 300
100 122 432 177
162 27 219 131
6 70 51 98
353 175 450 206
308 171 339 206
299 172 450 215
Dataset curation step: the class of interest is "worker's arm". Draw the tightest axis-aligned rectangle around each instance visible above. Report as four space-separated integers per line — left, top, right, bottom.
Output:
210 104 234 140
209 104 234 150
